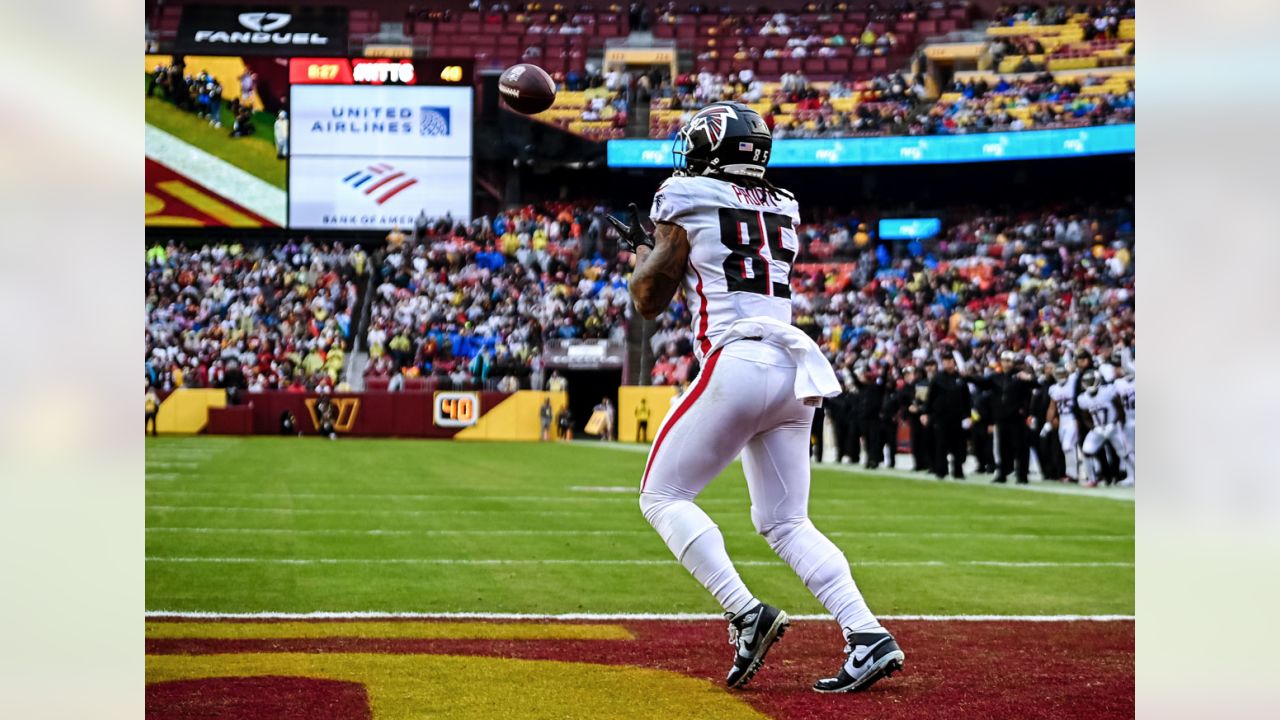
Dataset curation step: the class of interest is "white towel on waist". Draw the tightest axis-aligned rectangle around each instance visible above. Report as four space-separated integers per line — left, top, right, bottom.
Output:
706 316 841 401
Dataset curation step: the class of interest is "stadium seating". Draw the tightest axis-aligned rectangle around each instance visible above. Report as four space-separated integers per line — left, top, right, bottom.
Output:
522 89 628 141
414 9 625 74
145 241 364 394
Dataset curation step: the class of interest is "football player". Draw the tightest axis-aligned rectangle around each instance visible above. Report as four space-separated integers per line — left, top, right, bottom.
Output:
1045 365 1081 482
1076 370 1135 487
1112 364 1136 478
609 102 903 694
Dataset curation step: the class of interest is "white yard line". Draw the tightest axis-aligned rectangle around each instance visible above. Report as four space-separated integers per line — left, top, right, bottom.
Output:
146 505 600 517
145 490 640 503
144 610 1134 622
145 527 643 537
576 441 1136 502
145 124 286 225
144 526 1131 541
145 556 1132 568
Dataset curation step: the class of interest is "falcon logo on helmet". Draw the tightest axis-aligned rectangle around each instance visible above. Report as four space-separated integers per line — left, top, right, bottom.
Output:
687 104 738 150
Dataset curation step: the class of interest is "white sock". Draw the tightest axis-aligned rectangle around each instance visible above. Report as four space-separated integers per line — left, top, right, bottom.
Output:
765 518 883 634
683 527 758 617
641 495 757 617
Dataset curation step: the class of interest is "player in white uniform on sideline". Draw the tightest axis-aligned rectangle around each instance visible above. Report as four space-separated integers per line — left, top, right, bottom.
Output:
1076 370 1136 487
1045 365 1081 482
1112 367 1136 477
608 101 903 694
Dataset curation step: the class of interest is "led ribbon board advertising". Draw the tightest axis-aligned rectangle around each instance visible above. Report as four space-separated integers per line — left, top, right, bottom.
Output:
607 124 1135 168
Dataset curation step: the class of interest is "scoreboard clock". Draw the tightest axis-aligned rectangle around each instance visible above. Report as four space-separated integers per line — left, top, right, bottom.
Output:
434 392 479 428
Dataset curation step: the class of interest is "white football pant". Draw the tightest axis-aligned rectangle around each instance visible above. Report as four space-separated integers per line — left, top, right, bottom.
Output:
639 340 882 633
1082 423 1135 484
1057 418 1079 481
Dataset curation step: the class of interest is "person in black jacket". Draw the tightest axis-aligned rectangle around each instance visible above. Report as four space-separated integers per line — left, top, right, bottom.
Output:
970 383 996 473
897 365 930 472
969 351 1036 484
855 366 887 469
923 354 972 480
880 371 902 469
811 400 825 462
824 391 850 463
1030 363 1063 480
843 381 864 465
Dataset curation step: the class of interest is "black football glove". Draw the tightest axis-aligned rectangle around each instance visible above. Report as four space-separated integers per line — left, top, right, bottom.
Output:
606 203 655 252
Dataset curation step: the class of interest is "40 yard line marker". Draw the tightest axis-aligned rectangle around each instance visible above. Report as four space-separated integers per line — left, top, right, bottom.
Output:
145 610 1134 622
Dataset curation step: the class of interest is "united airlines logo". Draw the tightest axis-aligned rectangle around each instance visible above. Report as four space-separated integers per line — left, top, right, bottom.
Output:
342 164 419 205
420 106 451 136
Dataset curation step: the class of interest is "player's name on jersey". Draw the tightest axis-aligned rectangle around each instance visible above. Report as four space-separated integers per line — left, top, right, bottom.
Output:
731 185 781 208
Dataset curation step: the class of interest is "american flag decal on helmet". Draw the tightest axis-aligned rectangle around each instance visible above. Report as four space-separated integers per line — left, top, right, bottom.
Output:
739 142 753 151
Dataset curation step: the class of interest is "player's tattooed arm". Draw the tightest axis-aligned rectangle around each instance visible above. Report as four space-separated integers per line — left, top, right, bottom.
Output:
630 222 690 320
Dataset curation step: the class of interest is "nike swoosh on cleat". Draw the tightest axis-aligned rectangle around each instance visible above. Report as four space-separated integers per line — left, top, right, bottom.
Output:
850 637 891 669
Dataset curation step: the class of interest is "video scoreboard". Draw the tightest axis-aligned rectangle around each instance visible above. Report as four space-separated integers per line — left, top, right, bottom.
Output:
288 58 474 230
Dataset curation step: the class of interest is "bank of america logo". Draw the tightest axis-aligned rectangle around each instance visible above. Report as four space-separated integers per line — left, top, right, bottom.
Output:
420 106 450 136
342 164 419 205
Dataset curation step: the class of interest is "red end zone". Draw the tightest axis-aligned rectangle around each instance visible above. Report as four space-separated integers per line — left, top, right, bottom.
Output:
146 618 1134 719
145 158 277 228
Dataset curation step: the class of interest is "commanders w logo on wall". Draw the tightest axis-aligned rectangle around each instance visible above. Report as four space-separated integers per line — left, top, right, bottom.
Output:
341 164 419 205
305 398 361 433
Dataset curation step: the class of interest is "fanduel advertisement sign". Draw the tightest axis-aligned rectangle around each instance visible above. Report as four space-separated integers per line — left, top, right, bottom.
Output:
177 5 348 55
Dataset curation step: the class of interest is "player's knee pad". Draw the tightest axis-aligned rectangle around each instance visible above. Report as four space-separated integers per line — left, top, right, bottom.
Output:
639 493 717 561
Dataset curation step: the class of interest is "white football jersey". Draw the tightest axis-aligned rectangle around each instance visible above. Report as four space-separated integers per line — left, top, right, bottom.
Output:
649 174 801 360
1048 380 1076 421
1077 385 1120 428
1113 376 1136 423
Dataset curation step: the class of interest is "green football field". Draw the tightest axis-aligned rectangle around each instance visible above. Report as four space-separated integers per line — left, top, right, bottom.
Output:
145 437 1134 617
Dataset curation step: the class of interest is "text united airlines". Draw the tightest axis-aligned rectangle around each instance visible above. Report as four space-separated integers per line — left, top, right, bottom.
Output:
311 107 414 134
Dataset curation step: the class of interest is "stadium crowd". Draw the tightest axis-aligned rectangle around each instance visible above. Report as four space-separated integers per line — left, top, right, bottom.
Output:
145 240 364 396
362 203 632 391
991 1 1135 31
146 62 263 138
793 207 1133 481
651 68 1133 138
144 200 1134 485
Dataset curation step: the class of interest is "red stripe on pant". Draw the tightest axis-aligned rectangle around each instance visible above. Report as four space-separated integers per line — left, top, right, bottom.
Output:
640 348 724 491
692 265 712 356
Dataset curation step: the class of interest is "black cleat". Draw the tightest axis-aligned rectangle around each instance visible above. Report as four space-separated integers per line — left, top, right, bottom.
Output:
813 629 906 693
724 602 790 689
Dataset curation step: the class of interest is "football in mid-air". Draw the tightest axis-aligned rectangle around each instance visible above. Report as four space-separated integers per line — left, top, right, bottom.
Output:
498 63 557 115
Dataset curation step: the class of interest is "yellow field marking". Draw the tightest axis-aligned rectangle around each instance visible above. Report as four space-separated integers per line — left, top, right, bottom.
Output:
157 180 262 228
147 621 633 641
147 653 769 720
145 192 204 226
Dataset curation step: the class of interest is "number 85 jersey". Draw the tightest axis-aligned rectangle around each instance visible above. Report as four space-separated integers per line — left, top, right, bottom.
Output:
649 174 801 361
